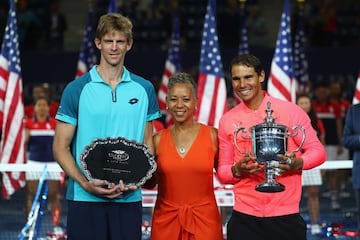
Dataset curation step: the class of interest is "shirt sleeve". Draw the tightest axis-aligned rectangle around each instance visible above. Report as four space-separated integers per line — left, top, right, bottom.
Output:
145 82 161 122
216 116 241 184
55 77 88 126
292 106 327 170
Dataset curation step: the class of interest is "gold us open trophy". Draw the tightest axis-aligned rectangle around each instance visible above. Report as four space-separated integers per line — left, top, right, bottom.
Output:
233 102 305 192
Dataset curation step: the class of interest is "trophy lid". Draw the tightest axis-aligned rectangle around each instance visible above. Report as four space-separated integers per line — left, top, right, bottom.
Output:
264 101 274 123
252 101 287 130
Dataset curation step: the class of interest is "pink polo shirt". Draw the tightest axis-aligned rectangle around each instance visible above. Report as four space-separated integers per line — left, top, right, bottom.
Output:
217 92 326 217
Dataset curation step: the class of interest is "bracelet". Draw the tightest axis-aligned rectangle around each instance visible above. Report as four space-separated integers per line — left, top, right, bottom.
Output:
231 162 241 178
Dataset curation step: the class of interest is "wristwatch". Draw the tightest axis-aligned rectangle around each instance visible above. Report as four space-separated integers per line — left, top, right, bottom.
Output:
231 162 241 178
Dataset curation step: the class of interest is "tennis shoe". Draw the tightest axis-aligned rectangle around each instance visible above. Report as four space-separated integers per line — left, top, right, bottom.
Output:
310 224 322 235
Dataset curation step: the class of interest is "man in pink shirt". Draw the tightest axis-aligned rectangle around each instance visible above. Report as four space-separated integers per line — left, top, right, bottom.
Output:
217 54 326 240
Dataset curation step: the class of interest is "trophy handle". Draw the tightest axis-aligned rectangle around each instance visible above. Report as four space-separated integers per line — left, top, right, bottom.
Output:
288 125 306 153
233 127 251 155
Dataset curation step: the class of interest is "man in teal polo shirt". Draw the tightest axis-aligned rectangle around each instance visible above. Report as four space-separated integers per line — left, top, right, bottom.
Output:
53 13 161 240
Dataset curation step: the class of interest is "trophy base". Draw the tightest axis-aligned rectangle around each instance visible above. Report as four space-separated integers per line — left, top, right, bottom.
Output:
256 182 285 193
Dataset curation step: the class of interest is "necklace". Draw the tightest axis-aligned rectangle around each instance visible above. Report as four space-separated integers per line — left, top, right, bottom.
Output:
179 146 186 154
173 123 196 155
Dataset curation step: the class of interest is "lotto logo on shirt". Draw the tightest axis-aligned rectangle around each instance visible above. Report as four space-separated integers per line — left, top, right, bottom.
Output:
128 98 139 104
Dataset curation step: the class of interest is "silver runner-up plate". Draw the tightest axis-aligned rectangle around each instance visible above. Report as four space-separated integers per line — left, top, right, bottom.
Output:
80 137 157 187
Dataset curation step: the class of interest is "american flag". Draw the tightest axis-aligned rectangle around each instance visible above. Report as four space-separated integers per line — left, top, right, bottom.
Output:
0 0 25 198
158 13 181 127
353 73 360 104
267 0 296 102
293 6 309 95
107 0 117 13
195 0 227 127
75 6 97 78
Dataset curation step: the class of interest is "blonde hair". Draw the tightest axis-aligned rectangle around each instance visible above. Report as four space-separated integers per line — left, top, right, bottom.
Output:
96 13 133 41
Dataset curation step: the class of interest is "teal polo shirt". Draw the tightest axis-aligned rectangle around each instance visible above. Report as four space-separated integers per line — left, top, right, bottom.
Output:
56 66 161 202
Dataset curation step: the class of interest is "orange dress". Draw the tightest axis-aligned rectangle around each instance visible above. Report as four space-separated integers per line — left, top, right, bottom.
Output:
150 124 223 240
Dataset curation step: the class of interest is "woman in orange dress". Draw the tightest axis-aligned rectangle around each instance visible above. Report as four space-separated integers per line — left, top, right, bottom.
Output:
148 72 223 240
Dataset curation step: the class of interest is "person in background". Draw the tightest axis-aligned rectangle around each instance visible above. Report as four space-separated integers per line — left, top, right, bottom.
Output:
42 83 60 117
329 80 351 197
146 72 223 239
342 103 360 240
313 81 343 210
296 94 325 236
24 83 59 119
53 13 161 240
329 81 350 120
24 96 63 235
217 54 326 240
24 84 46 119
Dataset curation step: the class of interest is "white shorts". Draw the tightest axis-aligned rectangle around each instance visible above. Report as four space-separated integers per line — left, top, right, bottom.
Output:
25 160 62 181
302 168 322 186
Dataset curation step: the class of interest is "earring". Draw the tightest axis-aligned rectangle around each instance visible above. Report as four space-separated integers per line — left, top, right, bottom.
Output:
166 106 169 110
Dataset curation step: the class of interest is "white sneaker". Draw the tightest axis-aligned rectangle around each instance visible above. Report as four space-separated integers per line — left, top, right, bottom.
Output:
310 224 322 235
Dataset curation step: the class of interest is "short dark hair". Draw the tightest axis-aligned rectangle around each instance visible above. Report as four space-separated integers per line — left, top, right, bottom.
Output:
230 54 264 76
